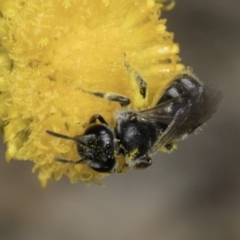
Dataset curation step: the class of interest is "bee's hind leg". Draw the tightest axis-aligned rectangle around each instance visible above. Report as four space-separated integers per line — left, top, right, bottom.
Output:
123 54 147 100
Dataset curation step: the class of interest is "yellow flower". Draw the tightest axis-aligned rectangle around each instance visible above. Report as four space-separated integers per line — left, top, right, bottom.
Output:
0 0 183 187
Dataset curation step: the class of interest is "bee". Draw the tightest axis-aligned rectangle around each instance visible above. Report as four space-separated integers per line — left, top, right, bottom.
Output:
46 64 223 172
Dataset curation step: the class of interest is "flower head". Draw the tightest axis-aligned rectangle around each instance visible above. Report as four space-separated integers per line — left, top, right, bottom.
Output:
0 0 183 187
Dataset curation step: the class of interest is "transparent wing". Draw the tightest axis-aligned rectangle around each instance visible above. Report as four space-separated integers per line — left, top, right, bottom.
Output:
139 96 186 125
149 85 223 154
192 85 224 125
150 105 189 154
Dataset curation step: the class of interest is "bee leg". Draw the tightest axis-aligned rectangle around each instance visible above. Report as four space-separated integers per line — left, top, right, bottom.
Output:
164 143 174 152
123 54 147 99
54 157 84 164
81 88 130 107
89 114 109 125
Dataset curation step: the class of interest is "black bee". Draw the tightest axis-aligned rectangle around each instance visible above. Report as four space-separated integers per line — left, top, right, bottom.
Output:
46 114 119 173
46 66 223 172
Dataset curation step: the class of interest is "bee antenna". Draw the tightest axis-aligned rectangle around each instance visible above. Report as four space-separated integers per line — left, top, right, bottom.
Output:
46 130 75 141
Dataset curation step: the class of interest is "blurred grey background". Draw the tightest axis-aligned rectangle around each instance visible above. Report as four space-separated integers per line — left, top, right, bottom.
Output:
1 1 239 240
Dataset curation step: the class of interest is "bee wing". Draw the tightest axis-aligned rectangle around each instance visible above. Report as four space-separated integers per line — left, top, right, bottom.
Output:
191 85 224 125
150 105 189 154
148 98 190 154
149 85 223 155
140 98 181 125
